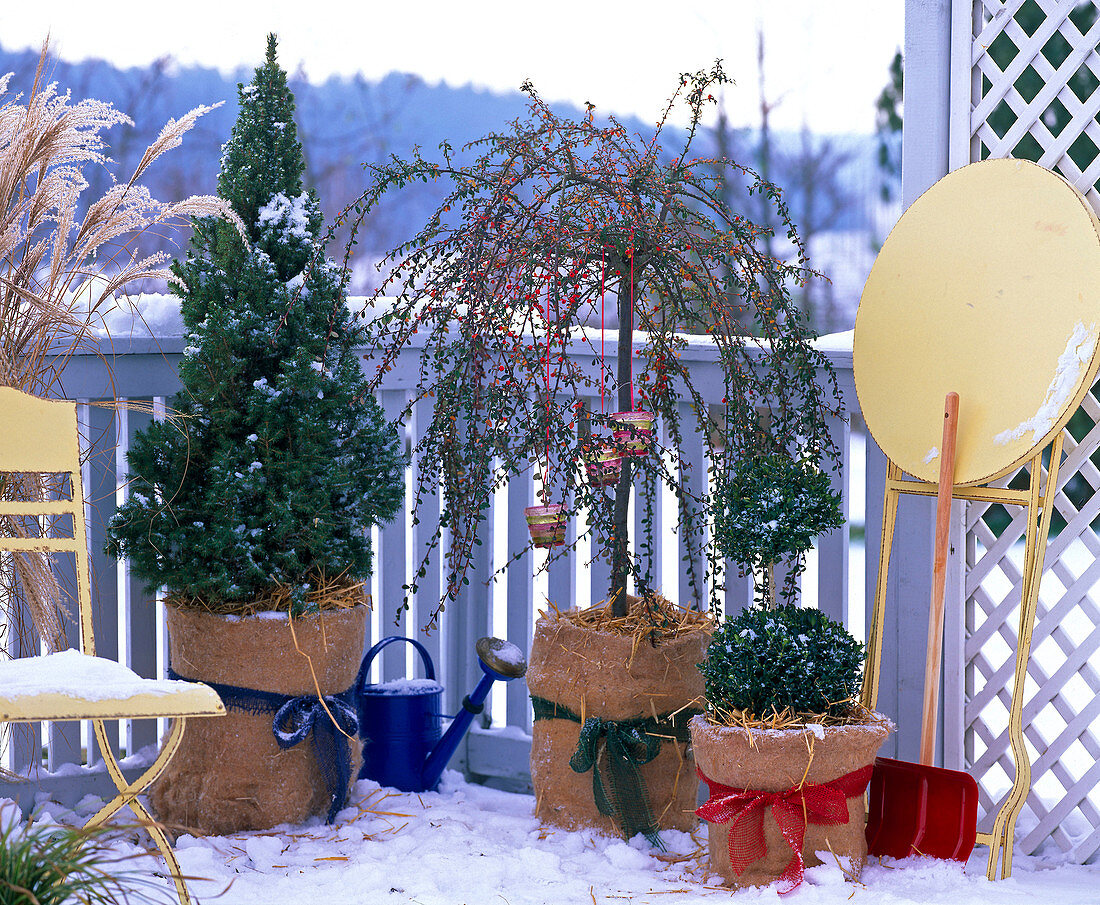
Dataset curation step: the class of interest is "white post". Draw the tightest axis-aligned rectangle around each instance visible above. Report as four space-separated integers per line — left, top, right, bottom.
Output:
867 0 954 763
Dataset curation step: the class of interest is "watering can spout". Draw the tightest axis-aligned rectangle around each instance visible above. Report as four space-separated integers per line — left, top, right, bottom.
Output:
419 637 527 791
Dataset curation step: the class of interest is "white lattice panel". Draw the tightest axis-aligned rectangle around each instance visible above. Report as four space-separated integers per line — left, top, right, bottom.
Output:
961 0 1100 206
956 0 1100 863
966 390 1100 861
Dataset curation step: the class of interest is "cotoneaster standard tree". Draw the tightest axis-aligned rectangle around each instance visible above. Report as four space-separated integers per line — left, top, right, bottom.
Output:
344 63 840 623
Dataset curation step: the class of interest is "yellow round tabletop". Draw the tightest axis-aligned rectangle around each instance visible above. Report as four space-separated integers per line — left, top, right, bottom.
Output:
854 159 1100 486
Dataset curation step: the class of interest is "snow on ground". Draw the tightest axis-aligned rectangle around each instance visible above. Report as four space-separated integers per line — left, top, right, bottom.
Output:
7 771 1100 905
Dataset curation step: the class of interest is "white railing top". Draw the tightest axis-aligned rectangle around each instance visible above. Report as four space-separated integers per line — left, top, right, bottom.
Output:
70 293 857 376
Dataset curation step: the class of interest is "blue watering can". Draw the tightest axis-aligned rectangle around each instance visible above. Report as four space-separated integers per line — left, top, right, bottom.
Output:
355 635 527 793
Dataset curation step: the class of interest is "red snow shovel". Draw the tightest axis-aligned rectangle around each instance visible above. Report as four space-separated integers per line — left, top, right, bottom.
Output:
866 392 979 862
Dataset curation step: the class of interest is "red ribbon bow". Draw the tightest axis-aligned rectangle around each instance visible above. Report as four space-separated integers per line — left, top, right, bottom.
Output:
696 764 873 894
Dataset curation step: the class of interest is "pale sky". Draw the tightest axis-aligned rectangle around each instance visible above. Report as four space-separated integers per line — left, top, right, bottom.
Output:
0 1 904 134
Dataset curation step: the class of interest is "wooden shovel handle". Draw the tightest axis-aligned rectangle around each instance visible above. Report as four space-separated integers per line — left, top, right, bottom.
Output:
920 392 959 767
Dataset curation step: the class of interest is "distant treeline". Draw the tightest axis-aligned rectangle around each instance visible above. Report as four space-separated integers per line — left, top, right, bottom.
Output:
0 44 880 296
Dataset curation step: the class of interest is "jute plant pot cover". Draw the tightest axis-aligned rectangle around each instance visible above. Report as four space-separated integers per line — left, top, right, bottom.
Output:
526 604 709 841
690 713 892 891
150 604 366 835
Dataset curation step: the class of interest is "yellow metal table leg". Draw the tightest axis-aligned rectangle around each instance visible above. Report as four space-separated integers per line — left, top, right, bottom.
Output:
863 440 1062 882
984 438 1062 880
862 461 903 712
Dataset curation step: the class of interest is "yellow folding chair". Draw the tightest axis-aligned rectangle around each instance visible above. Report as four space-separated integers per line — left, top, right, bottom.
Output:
0 387 224 905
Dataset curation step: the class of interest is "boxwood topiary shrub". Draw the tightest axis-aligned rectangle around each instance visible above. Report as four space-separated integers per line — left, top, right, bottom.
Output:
699 603 864 720
713 453 844 608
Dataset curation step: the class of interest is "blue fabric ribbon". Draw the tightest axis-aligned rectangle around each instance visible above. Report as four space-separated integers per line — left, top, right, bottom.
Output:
168 668 358 824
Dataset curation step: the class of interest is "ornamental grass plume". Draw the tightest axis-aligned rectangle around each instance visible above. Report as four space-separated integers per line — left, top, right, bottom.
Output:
0 42 240 652
0 803 162 905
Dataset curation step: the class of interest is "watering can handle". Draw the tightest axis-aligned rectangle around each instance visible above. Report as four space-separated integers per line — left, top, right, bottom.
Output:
356 636 437 696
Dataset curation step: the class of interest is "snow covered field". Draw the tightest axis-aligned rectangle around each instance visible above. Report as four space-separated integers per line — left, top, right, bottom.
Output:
7 770 1100 905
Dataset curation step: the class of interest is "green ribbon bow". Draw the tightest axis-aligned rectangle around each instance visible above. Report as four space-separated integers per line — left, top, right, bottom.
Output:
531 696 699 849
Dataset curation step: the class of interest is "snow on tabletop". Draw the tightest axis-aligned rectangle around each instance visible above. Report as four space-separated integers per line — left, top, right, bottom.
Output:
0 649 185 699
995 321 1098 446
6 770 1100 905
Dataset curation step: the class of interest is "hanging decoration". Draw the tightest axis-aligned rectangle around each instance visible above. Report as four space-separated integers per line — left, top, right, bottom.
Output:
524 502 568 548
526 268 569 548
583 443 624 488
609 410 655 457
581 251 624 488
609 244 654 458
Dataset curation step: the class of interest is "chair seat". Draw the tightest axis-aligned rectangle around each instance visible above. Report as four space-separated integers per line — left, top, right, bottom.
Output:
0 649 225 721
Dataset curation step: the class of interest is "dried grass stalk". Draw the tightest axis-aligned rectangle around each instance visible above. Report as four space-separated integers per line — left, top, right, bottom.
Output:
704 700 888 734
546 590 712 647
164 574 371 619
0 41 244 653
0 473 66 652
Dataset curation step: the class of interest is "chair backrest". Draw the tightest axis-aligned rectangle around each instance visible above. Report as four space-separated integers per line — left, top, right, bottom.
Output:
0 387 94 656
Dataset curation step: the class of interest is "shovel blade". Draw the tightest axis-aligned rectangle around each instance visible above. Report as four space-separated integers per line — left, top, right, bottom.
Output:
866 756 979 861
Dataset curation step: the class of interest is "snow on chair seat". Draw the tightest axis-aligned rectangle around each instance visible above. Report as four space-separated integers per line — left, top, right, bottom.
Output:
0 386 225 905
0 649 223 721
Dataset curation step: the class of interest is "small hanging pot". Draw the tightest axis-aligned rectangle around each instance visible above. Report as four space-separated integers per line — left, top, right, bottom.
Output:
609 410 655 457
582 442 623 488
525 503 568 548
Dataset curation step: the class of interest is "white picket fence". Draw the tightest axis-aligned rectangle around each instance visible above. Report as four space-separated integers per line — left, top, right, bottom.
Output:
0 322 857 805
4 302 1100 863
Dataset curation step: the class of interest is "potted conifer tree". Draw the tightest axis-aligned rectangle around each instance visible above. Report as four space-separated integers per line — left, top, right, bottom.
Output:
343 64 840 846
106 36 403 834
